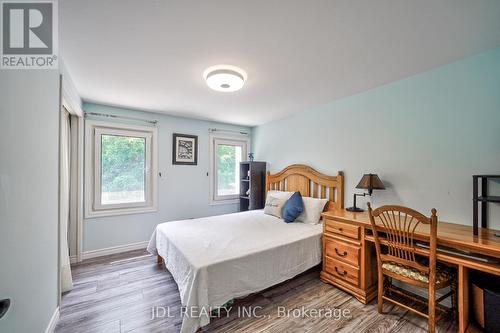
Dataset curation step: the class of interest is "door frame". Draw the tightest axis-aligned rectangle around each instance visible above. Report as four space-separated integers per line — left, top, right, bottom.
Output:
61 97 84 263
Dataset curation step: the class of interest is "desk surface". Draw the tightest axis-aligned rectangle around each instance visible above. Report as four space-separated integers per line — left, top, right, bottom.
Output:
322 209 500 259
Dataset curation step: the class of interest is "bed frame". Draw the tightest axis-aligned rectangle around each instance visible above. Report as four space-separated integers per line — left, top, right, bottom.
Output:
266 164 344 211
157 164 344 264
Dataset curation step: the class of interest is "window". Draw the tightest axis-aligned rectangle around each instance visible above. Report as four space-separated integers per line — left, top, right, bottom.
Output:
209 134 248 204
85 121 157 217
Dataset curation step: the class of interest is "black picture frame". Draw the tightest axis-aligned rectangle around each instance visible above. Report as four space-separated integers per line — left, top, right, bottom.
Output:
172 133 198 165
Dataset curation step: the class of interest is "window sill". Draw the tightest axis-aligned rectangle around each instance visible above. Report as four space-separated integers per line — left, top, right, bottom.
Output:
209 199 239 206
85 206 158 219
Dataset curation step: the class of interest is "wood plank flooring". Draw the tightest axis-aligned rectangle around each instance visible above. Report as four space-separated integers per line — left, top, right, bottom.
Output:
56 250 457 333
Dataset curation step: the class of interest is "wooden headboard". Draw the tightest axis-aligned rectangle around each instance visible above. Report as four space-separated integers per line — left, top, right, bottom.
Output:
265 164 344 211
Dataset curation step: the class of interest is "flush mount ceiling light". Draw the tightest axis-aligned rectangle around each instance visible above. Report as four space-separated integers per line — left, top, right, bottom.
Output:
203 65 247 92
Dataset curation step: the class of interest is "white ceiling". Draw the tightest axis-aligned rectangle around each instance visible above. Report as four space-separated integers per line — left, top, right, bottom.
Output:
60 0 500 126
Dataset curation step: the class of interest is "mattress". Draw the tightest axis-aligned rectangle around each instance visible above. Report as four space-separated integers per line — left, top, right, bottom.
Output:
147 209 323 333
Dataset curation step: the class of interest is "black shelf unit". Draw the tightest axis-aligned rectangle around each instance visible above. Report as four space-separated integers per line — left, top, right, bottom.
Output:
239 161 266 212
473 175 500 235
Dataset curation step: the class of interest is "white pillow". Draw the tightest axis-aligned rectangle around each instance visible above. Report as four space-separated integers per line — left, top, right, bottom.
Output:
267 190 294 200
263 196 287 218
296 197 328 224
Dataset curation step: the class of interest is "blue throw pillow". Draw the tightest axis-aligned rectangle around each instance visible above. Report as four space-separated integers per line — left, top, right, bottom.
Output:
282 191 304 223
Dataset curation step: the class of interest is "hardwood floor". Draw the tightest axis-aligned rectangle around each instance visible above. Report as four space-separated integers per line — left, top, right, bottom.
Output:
56 250 456 333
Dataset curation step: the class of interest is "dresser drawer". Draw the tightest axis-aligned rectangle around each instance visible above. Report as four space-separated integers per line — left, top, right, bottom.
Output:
324 237 360 267
324 257 359 286
324 219 360 240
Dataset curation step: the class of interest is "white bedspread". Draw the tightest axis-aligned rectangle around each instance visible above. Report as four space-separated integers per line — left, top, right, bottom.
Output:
147 210 322 333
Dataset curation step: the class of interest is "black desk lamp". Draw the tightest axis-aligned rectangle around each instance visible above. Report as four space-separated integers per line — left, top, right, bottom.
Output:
346 174 385 212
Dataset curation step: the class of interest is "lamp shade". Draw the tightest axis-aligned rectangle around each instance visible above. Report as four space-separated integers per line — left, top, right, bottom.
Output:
355 174 385 195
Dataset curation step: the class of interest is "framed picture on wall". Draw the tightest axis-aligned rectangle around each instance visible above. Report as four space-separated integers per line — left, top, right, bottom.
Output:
172 133 198 165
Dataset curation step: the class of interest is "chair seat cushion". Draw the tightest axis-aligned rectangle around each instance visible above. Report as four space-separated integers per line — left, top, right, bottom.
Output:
382 261 455 284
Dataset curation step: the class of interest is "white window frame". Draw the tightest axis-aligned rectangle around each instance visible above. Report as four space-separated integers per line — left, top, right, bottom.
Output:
85 120 158 218
209 132 249 205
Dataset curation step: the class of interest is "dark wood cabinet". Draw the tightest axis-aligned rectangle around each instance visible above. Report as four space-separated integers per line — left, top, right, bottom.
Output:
239 162 266 211
473 175 500 235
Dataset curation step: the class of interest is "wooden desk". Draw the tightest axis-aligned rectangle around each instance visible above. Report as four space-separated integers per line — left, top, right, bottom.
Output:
320 209 500 333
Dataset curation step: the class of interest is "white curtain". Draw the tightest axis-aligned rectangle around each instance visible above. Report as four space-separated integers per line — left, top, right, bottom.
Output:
60 109 73 292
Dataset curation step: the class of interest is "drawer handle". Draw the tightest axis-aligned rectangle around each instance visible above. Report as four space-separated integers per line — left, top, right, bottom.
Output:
335 267 347 276
337 227 343 232
335 248 348 257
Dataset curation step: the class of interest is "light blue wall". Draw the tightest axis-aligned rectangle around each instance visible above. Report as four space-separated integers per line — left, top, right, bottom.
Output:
83 103 251 251
0 71 60 332
253 47 500 228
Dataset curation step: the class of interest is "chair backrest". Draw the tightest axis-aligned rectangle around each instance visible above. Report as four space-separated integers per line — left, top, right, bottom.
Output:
367 203 438 279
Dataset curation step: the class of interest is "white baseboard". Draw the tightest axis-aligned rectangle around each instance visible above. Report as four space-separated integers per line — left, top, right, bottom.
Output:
69 255 78 264
81 241 149 260
45 307 59 333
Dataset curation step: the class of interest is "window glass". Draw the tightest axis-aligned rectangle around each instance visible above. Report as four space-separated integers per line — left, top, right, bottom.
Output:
216 144 242 196
100 134 146 205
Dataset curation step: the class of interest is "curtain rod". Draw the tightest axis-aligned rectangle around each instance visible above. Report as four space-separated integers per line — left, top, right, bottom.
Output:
209 128 249 135
84 111 158 125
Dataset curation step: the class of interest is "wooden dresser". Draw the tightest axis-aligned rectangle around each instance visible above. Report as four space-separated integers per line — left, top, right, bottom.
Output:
320 213 377 304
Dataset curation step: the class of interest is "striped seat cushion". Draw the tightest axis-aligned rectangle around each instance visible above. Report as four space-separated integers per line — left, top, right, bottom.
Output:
382 261 454 284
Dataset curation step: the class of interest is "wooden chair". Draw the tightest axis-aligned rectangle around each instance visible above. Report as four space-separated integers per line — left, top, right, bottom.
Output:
367 204 457 333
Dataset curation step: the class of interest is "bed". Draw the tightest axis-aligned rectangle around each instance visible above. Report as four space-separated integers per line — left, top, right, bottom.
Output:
147 164 344 333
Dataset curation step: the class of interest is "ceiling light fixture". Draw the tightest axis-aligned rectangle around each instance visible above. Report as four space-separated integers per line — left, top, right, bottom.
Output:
203 65 247 92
